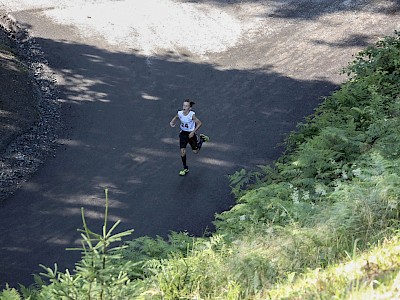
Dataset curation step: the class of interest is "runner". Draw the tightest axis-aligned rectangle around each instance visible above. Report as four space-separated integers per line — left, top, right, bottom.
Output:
169 99 209 176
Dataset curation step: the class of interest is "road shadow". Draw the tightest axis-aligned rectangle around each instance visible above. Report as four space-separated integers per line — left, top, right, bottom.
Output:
312 33 373 48
183 0 400 19
0 35 339 288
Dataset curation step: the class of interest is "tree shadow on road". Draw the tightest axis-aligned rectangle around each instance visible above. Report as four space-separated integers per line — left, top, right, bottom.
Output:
0 35 339 288
312 33 373 48
181 0 400 19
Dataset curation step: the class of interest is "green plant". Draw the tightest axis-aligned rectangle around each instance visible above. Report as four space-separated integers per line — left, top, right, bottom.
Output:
141 235 241 299
120 231 195 280
36 189 143 299
0 285 21 300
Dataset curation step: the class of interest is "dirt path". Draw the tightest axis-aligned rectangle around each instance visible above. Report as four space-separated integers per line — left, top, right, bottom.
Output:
0 0 398 288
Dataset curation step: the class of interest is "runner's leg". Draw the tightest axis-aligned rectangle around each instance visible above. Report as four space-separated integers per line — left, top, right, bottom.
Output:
179 132 189 170
189 133 201 154
181 148 188 169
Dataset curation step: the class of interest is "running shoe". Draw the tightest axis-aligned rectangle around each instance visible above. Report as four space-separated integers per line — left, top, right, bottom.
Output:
179 168 189 176
200 134 210 142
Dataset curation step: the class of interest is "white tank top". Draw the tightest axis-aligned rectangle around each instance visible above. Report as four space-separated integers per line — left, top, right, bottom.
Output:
178 110 195 132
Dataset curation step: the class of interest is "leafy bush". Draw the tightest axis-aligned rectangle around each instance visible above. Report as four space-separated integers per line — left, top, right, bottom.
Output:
265 233 400 300
213 31 400 297
140 235 241 299
217 31 400 236
18 190 144 300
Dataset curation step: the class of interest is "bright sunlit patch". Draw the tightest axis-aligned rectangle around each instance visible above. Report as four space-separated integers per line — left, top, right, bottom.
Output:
59 77 110 103
0 0 270 56
0 110 11 116
56 138 87 146
41 0 244 55
94 181 127 196
198 157 235 168
61 207 129 223
1 247 31 253
133 155 148 164
141 93 160 101
46 237 72 245
127 177 143 184
202 142 241 152
135 147 175 158
81 53 104 63
161 137 178 145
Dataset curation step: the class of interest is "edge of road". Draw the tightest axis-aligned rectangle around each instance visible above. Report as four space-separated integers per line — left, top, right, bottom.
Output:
0 9 62 202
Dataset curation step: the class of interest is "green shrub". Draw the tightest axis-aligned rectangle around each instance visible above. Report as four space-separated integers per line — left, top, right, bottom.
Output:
0 285 21 300
28 190 143 300
141 235 241 299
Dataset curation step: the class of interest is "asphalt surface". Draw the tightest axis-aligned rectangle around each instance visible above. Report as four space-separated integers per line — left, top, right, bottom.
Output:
0 0 398 288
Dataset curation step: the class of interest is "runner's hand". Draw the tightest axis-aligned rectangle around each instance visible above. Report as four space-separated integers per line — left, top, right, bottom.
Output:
170 122 176 127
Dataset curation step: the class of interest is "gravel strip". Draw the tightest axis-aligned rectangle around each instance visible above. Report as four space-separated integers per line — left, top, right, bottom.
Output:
0 11 61 202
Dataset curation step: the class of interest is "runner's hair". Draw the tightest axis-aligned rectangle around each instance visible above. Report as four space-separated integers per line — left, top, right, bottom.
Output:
184 98 195 107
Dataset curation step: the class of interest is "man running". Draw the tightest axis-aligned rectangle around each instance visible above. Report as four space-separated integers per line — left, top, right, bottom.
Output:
169 99 209 176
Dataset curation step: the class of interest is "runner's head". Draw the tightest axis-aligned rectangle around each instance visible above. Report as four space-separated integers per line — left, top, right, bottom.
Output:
183 99 195 113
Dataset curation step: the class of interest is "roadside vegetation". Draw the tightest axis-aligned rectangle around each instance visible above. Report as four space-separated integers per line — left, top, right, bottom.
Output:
1 31 400 300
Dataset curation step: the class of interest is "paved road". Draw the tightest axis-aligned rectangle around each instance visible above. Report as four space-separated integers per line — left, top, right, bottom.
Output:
0 0 397 288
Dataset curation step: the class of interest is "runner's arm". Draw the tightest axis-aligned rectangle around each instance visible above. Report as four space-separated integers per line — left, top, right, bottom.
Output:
189 115 202 137
170 114 179 127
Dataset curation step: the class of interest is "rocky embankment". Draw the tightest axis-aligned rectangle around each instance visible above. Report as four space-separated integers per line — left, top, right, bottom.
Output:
0 12 60 202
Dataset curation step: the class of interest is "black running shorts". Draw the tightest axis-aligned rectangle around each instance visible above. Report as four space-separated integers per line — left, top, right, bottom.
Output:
179 131 198 150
